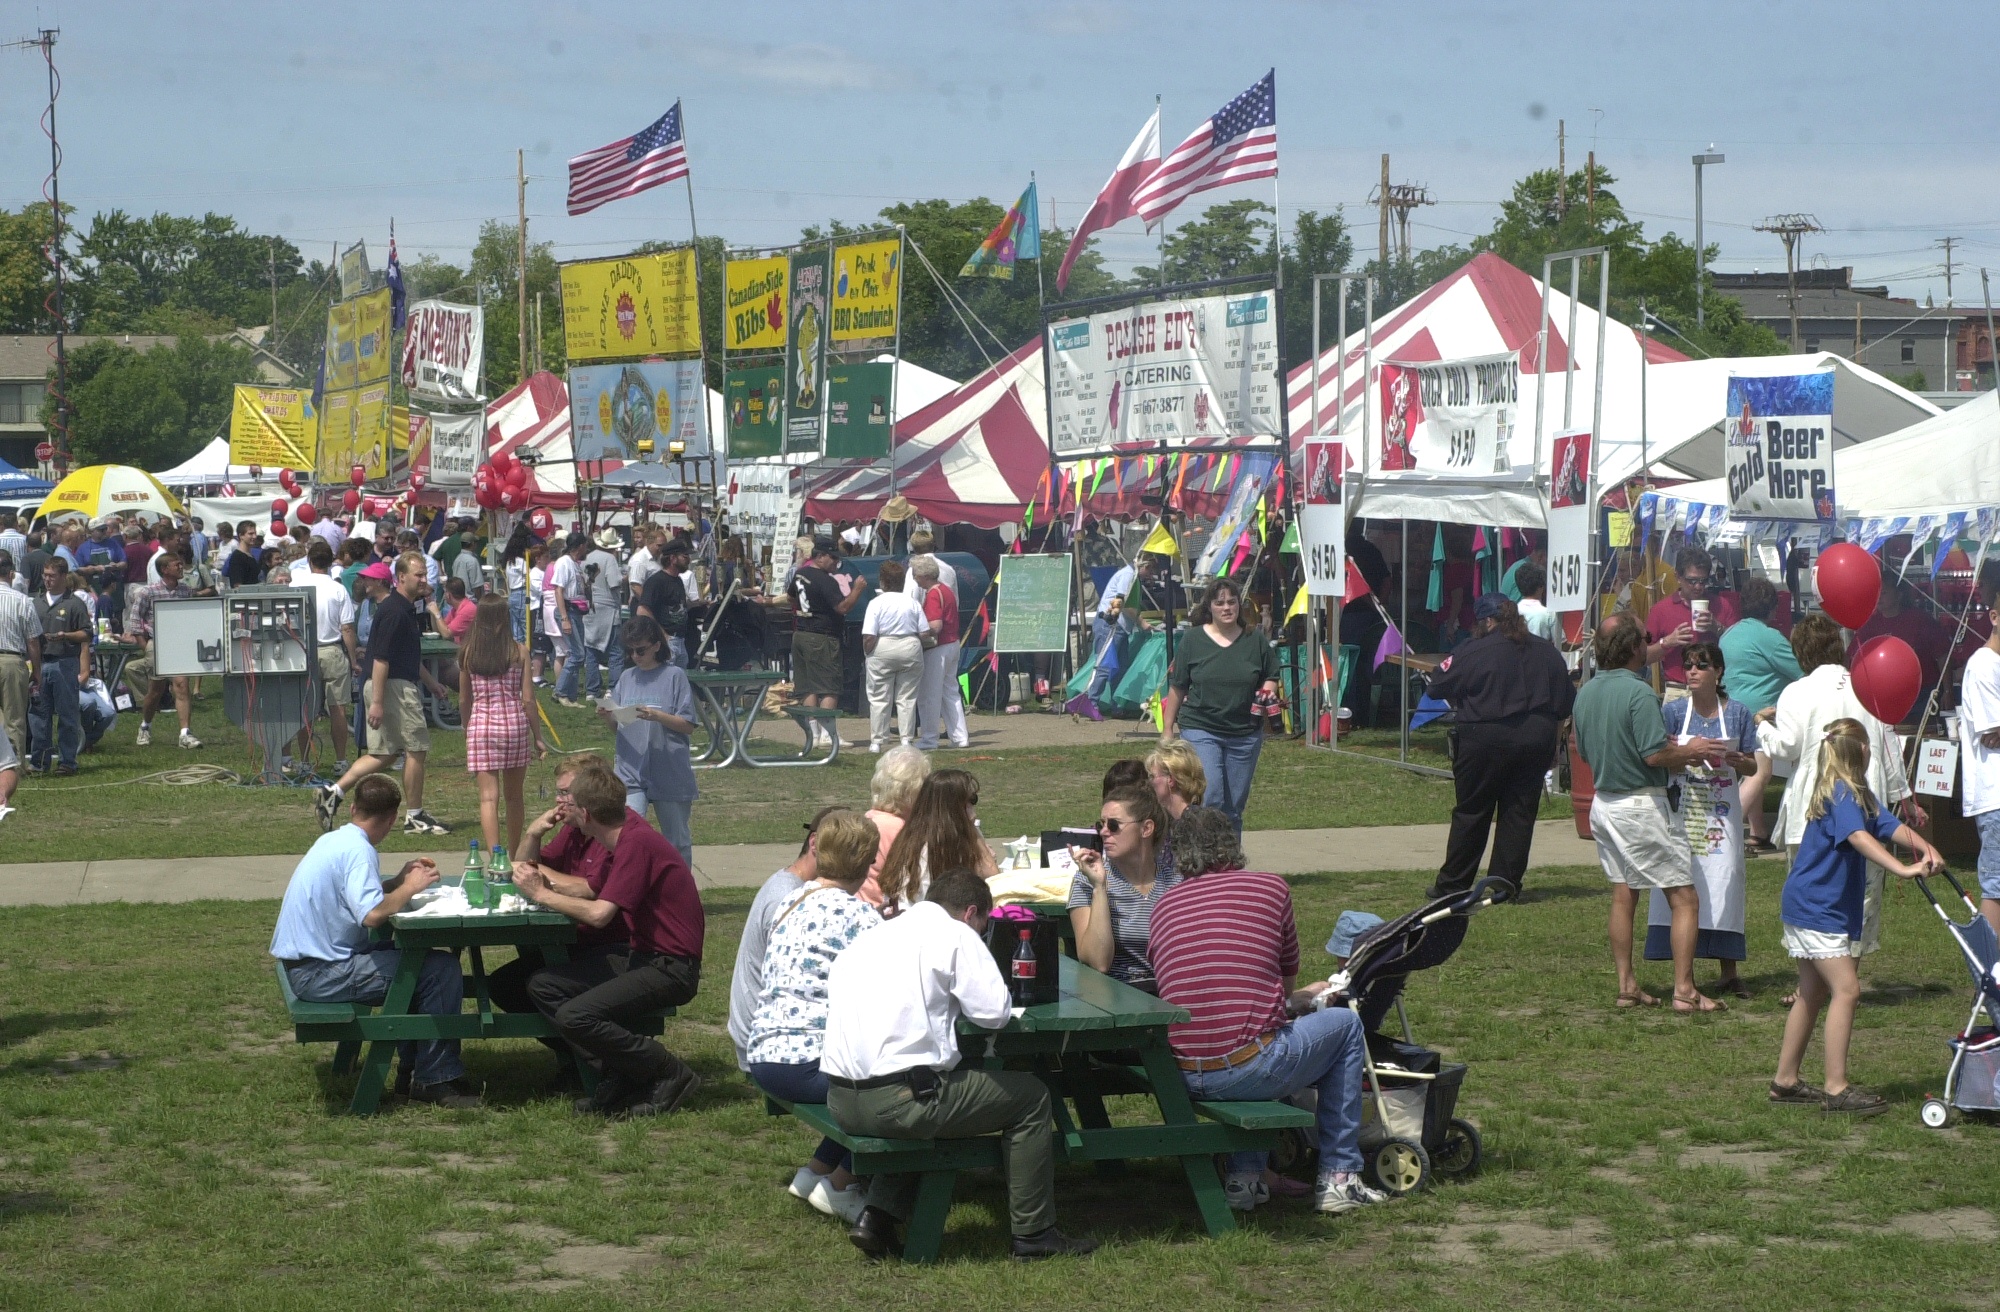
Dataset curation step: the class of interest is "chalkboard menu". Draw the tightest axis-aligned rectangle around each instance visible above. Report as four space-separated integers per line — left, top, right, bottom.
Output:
993 554 1073 653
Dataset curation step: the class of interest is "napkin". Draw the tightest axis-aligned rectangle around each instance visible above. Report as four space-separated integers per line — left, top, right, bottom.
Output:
597 696 641 726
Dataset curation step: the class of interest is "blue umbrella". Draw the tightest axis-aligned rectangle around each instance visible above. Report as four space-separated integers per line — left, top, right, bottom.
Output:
0 454 53 497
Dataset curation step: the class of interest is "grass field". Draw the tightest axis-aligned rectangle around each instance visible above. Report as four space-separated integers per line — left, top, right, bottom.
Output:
0 694 1525 863
4 861 1998 1309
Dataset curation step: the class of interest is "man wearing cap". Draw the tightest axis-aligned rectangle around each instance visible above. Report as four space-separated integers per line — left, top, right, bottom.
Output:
787 538 863 745
636 534 695 669
449 519 486 600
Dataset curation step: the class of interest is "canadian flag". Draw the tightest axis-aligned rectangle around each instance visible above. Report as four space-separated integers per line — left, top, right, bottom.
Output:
1056 107 1161 291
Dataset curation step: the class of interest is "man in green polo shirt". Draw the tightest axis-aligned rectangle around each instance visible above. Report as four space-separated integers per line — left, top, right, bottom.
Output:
1573 613 1730 1014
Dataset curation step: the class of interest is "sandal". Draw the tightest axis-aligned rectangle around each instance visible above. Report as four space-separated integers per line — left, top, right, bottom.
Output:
1768 1079 1825 1104
1822 1086 1888 1116
1672 992 1727 1014
1780 991 1799 1007
1746 837 1779 856
1719 977 1752 1000
1616 990 1660 1009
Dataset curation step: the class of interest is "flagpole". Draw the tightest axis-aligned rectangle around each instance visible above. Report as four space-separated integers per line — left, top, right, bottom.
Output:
675 100 719 512
1032 172 1045 313
1155 94 1167 289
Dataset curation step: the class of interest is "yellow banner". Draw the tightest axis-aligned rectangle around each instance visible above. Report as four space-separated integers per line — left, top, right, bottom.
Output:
323 301 357 391
317 389 353 481
560 249 700 362
830 237 900 342
724 255 788 352
354 383 394 478
353 287 393 384
228 385 318 472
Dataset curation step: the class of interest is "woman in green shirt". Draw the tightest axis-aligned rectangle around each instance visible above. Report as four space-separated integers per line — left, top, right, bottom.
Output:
1161 578 1282 831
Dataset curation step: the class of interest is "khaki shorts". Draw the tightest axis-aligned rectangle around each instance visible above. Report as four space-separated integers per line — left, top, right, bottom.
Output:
791 631 843 698
1591 790 1693 889
124 649 158 690
316 646 352 708
373 678 430 756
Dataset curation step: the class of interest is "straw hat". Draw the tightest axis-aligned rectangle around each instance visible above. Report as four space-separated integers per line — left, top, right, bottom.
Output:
594 527 624 551
880 495 917 524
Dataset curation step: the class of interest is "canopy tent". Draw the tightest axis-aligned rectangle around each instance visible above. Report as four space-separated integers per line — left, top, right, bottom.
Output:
1640 388 2000 551
154 435 267 487
484 372 578 508
0 453 52 498
1285 252 1937 528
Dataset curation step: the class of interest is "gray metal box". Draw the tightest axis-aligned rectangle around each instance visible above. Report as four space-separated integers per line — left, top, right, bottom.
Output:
152 597 228 678
224 586 317 675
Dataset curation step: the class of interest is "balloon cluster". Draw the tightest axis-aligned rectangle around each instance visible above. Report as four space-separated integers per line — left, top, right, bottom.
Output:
1816 542 1921 724
475 451 532 512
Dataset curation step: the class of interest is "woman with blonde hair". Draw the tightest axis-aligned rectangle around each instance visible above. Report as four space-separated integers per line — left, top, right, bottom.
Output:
860 745 931 906
1146 739 1207 821
459 592 542 853
875 767 996 910
1770 719 1941 1113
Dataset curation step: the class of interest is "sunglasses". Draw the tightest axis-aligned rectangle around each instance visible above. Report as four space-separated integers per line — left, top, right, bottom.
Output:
1681 574 1713 588
1686 659 1717 672
1096 817 1128 834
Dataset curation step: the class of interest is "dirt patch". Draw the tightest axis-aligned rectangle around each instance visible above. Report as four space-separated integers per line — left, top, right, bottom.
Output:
369 1165 431 1179
1888 1208 2000 1242
436 1153 514 1171
420 1223 666 1291
1676 1144 1790 1177
48 1051 126 1075
267 1170 328 1197
1416 1207 1612 1263
428 1231 481 1250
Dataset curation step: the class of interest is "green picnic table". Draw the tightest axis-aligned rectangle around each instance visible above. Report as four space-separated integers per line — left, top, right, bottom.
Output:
419 635 461 729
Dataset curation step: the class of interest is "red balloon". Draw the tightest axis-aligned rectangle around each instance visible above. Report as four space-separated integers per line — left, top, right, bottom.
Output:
490 451 515 476
271 520 287 538
504 464 527 488
409 472 427 493
295 502 318 525
528 507 555 537
350 464 367 488
270 497 289 518
276 467 294 487
342 488 361 512
476 483 504 510
501 486 528 513
1815 543 1881 630
1852 635 1923 726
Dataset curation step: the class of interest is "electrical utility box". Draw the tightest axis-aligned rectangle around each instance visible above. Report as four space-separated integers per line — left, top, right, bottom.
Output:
149 588 317 677
153 597 229 678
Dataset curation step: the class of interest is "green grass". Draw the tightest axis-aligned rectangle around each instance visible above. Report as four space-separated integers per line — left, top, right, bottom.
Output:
4 864 1999 1308
2 696 1472 862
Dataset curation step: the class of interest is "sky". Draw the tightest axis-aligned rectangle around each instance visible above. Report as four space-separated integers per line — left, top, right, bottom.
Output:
2 0 1997 312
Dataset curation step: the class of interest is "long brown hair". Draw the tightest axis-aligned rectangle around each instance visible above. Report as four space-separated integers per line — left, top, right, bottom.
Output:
877 768 985 906
461 593 521 677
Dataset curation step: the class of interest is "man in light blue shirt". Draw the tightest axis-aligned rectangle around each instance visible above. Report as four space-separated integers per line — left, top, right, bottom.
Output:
270 774 480 1107
1085 554 1157 704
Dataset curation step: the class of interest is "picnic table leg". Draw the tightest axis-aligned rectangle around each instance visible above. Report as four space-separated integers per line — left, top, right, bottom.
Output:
1068 1081 1126 1178
331 1040 361 1075
1137 1039 1235 1236
349 950 424 1116
899 1170 958 1265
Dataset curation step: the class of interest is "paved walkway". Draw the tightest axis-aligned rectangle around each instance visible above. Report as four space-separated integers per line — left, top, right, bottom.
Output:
0 821 1600 908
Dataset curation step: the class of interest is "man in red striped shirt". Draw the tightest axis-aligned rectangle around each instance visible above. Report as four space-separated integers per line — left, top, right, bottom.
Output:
1148 807 1385 1216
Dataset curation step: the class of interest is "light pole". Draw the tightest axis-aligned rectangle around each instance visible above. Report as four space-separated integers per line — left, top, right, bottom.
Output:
1693 148 1724 330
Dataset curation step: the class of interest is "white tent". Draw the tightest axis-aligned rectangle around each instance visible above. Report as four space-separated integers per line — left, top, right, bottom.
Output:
154 435 265 487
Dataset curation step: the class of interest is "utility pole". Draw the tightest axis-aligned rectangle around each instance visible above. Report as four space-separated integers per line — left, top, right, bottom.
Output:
1372 181 1435 263
517 149 528 384
1692 149 1724 331
1755 213 1824 351
8 29 66 462
1377 153 1390 272
1938 236 1960 305
269 239 278 337
1556 119 1566 218
1586 150 1596 224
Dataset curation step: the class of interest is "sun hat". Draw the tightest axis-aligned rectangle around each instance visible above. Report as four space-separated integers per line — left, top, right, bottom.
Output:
1325 909 1386 958
594 527 624 551
879 495 917 524
359 560 393 581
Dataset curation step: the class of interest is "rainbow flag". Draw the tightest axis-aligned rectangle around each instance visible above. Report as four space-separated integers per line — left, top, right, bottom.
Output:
958 181 1040 279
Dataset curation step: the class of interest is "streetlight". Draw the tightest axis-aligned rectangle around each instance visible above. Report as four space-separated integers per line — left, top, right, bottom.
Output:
1693 148 1725 330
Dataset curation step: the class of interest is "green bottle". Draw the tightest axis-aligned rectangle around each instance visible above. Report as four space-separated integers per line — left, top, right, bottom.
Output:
459 840 482 891
461 845 486 910
487 844 512 909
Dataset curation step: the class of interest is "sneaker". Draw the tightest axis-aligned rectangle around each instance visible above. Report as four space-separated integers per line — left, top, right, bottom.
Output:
402 809 451 836
0 805 13 825
1224 1172 1269 1212
134 724 152 747
1009 1226 1099 1260
408 1077 483 1110
809 1176 868 1225
553 695 582 709
627 1066 702 1117
868 740 883 754
788 1166 822 1202
573 1074 645 1117
314 784 343 830
1315 1171 1391 1215
54 763 77 777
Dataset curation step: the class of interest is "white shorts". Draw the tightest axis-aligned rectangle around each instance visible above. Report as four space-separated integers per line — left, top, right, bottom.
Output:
1782 923 1860 960
1591 790 1694 889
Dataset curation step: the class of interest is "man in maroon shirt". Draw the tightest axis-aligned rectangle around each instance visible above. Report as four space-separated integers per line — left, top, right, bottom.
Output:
1854 571 1946 691
1147 808 1384 1218
511 758 705 1118
1646 546 1740 685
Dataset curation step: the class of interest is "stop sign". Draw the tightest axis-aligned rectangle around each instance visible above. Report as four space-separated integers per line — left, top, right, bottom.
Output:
34 441 52 462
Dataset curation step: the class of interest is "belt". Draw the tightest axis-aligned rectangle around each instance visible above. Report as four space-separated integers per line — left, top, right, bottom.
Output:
1176 1030 1280 1073
826 1067 944 1091
0 650 23 658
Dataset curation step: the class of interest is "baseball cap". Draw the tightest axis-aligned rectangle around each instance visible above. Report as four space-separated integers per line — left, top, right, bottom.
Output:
1473 593 1508 622
359 560 393 581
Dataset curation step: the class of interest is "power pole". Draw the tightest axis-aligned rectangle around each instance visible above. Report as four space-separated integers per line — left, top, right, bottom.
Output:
1755 213 1824 351
517 149 529 384
268 239 278 337
1375 183 1435 263
9 29 66 462
1556 119 1566 218
1691 149 1724 331
1377 153 1390 271
1938 236 1960 305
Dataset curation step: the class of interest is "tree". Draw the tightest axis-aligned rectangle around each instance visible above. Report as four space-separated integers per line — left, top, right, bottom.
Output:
49 335 261 469
0 202 62 333
468 220 562 387
71 210 302 333
1133 199 1277 286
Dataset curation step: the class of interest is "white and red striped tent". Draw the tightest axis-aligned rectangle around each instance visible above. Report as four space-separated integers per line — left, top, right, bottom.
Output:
483 371 577 507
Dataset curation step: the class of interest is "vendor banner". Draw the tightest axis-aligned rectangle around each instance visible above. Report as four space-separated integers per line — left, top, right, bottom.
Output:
783 247 830 454
317 389 353 481
569 360 710 462
724 255 788 352
338 240 371 299
830 236 900 342
1723 369 1836 521
1546 429 1592 613
727 461 805 572
1300 438 1346 597
351 383 394 479
824 361 894 459
1193 451 1277 577
399 299 484 402
227 385 318 474
560 248 700 362
410 410 484 487
1377 352 1518 475
725 365 785 460
1046 290 1281 457
322 300 357 392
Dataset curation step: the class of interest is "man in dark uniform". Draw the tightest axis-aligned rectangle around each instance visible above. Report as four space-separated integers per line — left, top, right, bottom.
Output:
1339 524 1392 726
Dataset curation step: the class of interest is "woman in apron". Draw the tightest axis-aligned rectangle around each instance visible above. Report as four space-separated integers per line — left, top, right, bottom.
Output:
1646 641 1762 997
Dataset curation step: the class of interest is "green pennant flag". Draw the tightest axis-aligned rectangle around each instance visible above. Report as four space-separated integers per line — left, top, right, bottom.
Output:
1427 524 1445 613
1279 520 1300 554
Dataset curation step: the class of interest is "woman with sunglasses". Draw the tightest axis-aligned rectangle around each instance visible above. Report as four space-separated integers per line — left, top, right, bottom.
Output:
598 615 700 863
1643 640 1761 999
1161 578 1283 832
1068 785 1178 989
875 768 996 911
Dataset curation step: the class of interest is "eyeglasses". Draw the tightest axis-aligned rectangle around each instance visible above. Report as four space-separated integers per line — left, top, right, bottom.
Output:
1096 817 1127 834
1686 659 1716 672
1681 574 1712 588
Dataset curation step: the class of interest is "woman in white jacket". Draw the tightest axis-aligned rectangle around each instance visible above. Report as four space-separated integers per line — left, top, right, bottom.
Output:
1756 612 1920 956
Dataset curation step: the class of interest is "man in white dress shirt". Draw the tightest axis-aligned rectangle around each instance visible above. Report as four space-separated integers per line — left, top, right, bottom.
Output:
820 868 1096 1261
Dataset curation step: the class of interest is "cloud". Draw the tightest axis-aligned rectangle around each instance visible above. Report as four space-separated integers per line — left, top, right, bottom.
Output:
1022 1 1131 36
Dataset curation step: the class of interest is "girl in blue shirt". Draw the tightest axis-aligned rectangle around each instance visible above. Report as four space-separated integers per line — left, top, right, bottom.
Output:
1771 718 1941 1114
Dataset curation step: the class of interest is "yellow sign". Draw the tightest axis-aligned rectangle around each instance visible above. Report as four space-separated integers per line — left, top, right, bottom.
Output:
352 287 393 384
317 389 353 480
228 385 318 473
830 237 900 342
560 249 700 362
353 383 394 478
1607 511 1633 547
323 301 357 391
724 255 788 352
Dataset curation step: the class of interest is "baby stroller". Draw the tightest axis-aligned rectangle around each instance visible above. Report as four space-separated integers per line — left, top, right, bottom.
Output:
1278 877 1512 1195
1913 871 2000 1128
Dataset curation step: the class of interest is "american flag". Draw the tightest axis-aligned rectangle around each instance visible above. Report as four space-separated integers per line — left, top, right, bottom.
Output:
1132 71 1278 227
567 103 690 217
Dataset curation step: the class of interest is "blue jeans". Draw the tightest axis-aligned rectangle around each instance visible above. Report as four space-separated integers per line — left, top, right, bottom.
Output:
750 1059 851 1171
1976 809 2000 900
29 656 81 770
627 789 693 866
668 635 688 669
557 641 612 700
1085 616 1121 700
508 589 527 643
80 699 115 750
1180 726 1264 832
1182 1008 1365 1176
285 941 465 1085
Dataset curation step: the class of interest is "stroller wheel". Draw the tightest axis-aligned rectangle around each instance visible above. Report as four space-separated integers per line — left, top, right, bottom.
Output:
1920 1098 1951 1129
1271 1125 1317 1177
1365 1136 1430 1196
1432 1117 1483 1177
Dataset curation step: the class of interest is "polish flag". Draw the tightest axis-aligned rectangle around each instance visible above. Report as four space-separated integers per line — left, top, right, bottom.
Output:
1056 107 1161 291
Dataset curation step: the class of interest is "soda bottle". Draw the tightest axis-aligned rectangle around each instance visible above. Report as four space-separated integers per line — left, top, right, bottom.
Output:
461 846 486 910
459 840 481 891
1011 927 1037 1005
486 844 511 910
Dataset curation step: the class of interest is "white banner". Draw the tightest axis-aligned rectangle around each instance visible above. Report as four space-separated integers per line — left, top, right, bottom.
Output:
1046 290 1281 457
1378 353 1519 475
400 300 484 403
1545 429 1592 613
427 411 484 487
570 360 710 462
727 462 805 572
1301 438 1346 597
1723 369 1836 521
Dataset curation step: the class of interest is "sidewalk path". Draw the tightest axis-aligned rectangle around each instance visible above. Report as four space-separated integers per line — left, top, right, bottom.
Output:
0 821 1600 908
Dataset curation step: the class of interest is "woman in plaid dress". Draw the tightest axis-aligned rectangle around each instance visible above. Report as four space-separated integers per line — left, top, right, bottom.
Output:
459 593 543 853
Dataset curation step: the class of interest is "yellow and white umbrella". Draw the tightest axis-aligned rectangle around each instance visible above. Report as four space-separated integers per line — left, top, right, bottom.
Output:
34 463 185 524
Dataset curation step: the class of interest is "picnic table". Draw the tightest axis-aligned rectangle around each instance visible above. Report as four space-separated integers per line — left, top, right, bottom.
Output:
419 635 461 729
95 639 141 699
767 953 1310 1262
685 669 835 768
